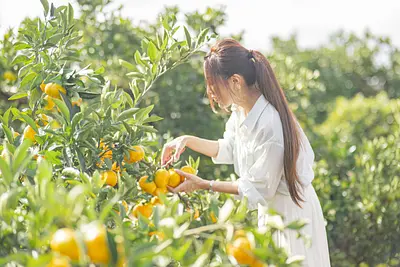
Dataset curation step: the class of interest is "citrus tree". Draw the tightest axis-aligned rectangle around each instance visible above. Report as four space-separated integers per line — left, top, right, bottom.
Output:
0 1 306 267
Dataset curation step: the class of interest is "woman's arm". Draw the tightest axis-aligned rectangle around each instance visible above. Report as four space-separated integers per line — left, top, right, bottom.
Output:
169 169 238 195
184 135 219 158
161 135 219 166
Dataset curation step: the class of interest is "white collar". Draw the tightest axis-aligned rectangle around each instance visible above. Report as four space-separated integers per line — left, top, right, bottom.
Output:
235 95 269 132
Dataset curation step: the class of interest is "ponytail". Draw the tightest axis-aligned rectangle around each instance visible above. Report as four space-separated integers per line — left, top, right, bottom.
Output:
251 50 304 207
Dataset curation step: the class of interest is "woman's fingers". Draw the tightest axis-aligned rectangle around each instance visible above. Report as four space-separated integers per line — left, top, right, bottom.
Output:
174 169 193 180
168 182 186 193
161 144 171 165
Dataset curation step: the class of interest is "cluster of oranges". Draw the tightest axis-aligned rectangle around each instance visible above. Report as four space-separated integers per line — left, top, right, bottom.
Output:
130 196 163 220
138 165 196 196
98 144 145 187
227 230 263 267
39 81 81 111
49 222 125 267
21 114 61 143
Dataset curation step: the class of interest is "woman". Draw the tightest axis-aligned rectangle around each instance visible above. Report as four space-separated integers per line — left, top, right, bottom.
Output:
161 39 331 266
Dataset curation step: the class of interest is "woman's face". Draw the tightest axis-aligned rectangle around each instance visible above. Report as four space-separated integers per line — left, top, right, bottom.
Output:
208 82 233 109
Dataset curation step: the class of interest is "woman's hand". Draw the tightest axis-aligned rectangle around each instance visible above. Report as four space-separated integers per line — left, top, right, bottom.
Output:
161 136 189 166
167 169 208 193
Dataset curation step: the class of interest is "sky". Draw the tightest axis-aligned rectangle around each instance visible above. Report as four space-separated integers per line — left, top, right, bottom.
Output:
0 0 399 51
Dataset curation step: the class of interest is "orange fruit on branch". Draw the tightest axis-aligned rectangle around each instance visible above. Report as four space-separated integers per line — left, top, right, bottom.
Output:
167 169 181 188
101 170 118 187
44 83 66 99
50 228 80 261
82 222 110 264
123 145 144 164
180 166 196 182
138 176 157 194
154 169 169 188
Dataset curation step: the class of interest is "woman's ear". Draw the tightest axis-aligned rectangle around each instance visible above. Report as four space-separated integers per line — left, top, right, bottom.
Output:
230 74 246 89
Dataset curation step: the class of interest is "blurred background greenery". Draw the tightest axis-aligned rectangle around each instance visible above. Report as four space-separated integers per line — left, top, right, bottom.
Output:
0 0 399 266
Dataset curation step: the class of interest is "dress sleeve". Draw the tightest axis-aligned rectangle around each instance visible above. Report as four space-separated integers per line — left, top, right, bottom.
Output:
236 140 285 209
212 113 236 165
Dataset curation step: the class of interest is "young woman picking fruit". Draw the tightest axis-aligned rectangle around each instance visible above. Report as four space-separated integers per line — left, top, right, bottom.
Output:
161 39 330 266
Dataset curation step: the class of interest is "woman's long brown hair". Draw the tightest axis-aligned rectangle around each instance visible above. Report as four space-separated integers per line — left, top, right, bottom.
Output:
204 38 304 207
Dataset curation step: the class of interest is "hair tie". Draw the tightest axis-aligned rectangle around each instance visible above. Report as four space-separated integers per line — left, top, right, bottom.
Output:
247 49 254 60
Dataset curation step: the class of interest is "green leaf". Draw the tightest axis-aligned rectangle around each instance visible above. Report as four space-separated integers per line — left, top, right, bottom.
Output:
117 108 139 121
3 109 11 127
13 140 32 174
286 219 308 230
0 158 13 185
29 87 41 109
134 51 145 67
14 42 31 51
94 66 105 75
126 72 143 78
183 26 191 49
11 54 29 66
77 91 100 100
53 98 71 124
61 93 74 120
66 35 82 46
162 16 170 30
196 28 209 48
47 33 64 44
18 63 33 78
147 41 158 63
1 124 13 143
75 147 86 172
72 112 83 132
19 113 38 133
143 115 163 124
20 72 37 90
119 59 136 71
134 105 154 121
100 194 120 221
170 41 186 51
8 92 28 101
40 0 49 16
67 3 74 24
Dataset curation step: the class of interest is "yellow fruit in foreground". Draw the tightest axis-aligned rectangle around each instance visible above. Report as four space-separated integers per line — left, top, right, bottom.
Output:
154 169 169 188
150 196 163 206
23 125 36 142
51 120 61 130
44 95 56 110
101 170 118 187
82 222 110 264
50 228 80 261
139 176 157 194
180 166 196 182
46 257 71 267
40 81 46 92
44 83 66 99
154 187 168 196
210 211 218 223
148 231 165 241
131 203 153 218
3 71 16 82
168 169 181 187
123 145 144 163
227 236 261 266
194 209 200 219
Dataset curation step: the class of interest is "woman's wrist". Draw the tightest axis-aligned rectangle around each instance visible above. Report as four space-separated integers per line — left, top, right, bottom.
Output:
182 135 193 148
201 179 211 190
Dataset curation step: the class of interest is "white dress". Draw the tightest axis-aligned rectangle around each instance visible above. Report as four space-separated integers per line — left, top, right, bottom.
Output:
212 95 331 267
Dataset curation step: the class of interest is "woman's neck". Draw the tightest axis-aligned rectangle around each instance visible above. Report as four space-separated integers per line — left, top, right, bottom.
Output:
238 88 262 116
